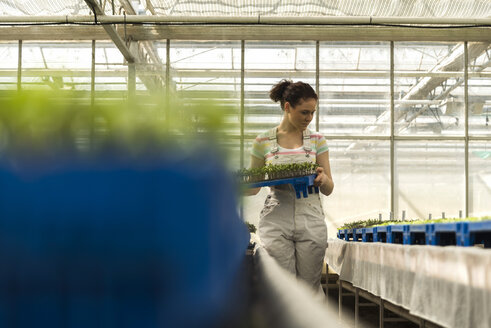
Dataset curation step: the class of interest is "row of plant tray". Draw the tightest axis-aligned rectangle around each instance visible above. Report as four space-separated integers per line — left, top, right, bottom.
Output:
246 174 319 199
337 220 491 248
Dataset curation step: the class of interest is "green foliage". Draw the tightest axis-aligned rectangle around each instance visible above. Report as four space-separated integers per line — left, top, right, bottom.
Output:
237 162 319 183
0 90 230 162
339 216 491 230
340 218 386 230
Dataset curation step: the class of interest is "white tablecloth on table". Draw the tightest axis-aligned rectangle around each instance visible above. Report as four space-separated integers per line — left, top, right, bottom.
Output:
325 239 491 328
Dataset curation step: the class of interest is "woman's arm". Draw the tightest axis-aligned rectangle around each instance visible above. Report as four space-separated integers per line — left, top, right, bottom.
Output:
243 155 265 196
314 151 334 196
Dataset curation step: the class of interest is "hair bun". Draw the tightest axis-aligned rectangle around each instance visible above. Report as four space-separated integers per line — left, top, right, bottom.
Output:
268 79 317 110
269 79 292 103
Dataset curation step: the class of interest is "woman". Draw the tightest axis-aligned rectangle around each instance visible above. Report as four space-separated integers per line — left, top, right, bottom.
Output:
248 79 334 292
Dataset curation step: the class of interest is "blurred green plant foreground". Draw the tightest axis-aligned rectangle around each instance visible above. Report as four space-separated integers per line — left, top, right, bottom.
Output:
0 90 229 163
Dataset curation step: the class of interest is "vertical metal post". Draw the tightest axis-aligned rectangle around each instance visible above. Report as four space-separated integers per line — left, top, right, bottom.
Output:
166 39 170 98
338 279 343 318
354 288 359 328
91 40 96 107
315 41 320 131
464 41 469 218
128 62 136 101
17 40 22 91
325 262 329 299
239 40 245 221
240 40 245 170
165 39 170 125
390 41 395 218
379 298 385 328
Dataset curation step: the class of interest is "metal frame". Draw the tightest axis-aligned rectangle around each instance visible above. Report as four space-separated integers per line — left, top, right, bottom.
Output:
315 41 320 131
240 40 245 169
91 39 95 106
335 277 443 328
83 1 135 63
84 0 165 93
390 41 395 217
1 15 491 25
16 40 22 91
3 23 491 219
1 25 491 42
464 42 470 218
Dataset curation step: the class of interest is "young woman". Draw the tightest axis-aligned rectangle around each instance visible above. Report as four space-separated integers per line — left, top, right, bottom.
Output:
248 79 334 292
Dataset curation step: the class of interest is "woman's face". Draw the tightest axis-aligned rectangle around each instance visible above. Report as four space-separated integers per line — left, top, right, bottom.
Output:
285 98 317 130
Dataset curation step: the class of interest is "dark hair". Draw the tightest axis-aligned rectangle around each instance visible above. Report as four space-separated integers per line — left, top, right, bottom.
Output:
269 79 318 110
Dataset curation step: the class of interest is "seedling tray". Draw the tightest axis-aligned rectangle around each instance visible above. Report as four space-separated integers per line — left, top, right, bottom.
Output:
337 220 491 248
246 174 319 199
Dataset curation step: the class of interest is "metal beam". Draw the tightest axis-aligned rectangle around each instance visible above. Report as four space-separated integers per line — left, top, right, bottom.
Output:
315 41 320 131
4 68 491 80
128 62 136 100
2 15 491 25
464 42 469 218
240 40 245 169
118 0 164 66
84 0 135 63
2 25 491 42
91 39 95 106
117 0 165 91
17 40 22 91
145 0 156 15
390 41 395 220
363 42 491 136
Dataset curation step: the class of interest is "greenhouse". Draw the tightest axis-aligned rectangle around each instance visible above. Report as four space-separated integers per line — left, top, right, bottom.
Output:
0 1 490 328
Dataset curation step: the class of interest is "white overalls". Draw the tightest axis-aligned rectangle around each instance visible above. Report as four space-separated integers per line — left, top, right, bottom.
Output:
258 128 327 291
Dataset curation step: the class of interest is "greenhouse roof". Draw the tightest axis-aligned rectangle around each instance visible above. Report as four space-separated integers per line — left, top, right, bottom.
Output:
2 0 491 18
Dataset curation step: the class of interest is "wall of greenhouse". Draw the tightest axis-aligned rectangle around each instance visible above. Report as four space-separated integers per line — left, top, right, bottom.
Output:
1 37 490 237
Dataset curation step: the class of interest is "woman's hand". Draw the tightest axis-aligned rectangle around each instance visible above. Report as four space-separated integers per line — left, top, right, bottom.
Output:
315 152 334 196
314 166 327 187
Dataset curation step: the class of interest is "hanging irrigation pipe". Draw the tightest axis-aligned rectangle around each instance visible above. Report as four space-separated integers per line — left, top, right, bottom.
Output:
0 15 491 27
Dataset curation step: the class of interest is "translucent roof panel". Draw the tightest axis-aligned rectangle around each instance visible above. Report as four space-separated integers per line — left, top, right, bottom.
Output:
2 0 491 17
150 0 491 18
0 0 106 16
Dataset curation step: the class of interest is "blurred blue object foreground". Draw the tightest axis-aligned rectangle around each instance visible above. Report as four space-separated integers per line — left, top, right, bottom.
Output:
0 151 250 328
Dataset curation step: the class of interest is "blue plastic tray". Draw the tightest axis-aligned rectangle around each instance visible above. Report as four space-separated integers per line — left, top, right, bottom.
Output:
246 174 319 198
337 220 491 248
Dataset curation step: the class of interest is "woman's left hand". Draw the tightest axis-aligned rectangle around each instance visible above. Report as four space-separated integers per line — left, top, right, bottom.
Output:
314 166 327 187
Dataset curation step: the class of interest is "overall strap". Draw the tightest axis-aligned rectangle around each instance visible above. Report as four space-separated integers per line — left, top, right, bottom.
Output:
303 129 312 157
268 128 279 154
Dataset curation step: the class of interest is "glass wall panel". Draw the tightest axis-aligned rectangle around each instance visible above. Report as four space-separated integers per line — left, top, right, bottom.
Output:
319 42 390 136
0 42 18 90
20 42 93 91
1 37 489 226
244 41 316 140
169 40 242 169
395 141 465 219
468 47 491 135
469 141 491 217
394 42 465 136
326 140 390 237
95 42 128 97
